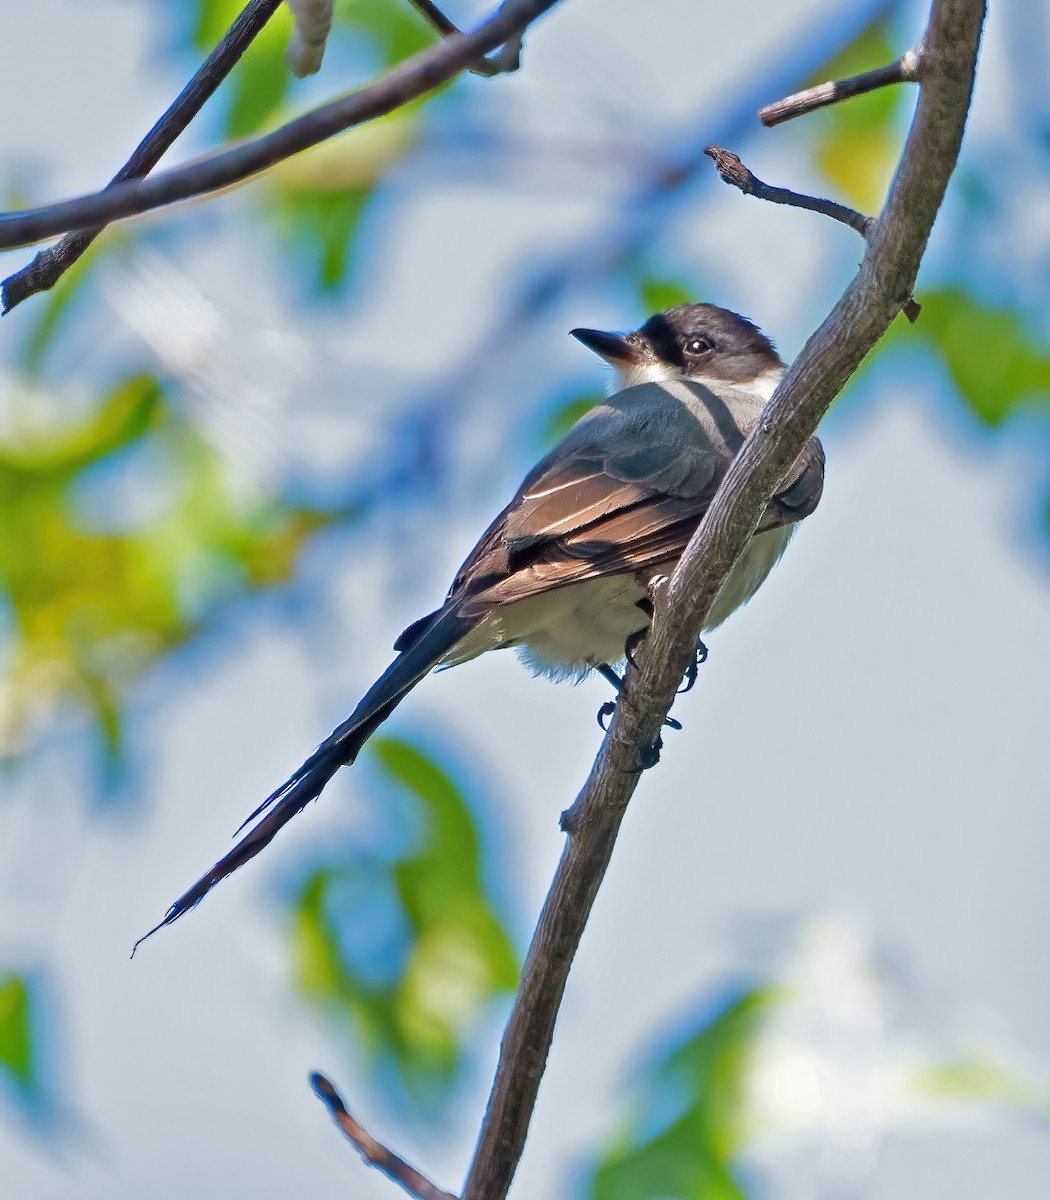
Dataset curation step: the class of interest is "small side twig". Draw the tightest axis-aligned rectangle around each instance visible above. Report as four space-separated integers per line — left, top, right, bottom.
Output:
406 0 524 76
311 1073 457 1200
758 49 922 127
705 145 871 236
704 147 921 322
1 0 283 314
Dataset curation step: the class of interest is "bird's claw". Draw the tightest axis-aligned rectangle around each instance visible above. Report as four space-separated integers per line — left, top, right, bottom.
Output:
637 734 664 771
677 640 709 694
624 628 647 670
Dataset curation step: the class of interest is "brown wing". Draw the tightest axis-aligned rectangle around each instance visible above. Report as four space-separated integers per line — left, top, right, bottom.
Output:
414 381 823 628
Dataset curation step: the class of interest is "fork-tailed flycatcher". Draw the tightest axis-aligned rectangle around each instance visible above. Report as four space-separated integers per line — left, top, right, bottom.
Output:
135 303 824 950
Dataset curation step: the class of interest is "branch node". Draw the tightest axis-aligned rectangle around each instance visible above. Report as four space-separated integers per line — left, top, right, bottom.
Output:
407 1 525 77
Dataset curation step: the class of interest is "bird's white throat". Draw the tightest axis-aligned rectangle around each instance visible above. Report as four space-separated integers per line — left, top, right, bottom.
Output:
611 364 784 398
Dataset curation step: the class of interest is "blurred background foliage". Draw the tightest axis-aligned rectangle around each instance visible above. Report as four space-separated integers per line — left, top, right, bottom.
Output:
0 0 1047 1192
293 736 517 1103
589 990 773 1200
187 0 431 292
585 917 1047 1200
0 974 36 1103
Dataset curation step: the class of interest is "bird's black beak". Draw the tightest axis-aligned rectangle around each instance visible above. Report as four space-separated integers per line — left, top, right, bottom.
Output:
570 327 641 364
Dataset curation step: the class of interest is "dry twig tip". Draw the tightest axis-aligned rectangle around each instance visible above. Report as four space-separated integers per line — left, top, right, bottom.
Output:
311 1073 457 1200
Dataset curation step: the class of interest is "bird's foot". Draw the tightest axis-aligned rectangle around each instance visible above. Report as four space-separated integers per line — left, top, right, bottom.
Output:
596 697 681 734
596 658 681 737
624 627 647 670
637 734 664 771
596 700 617 730
677 639 709 694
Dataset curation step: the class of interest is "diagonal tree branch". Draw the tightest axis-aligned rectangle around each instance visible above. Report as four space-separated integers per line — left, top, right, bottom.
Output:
1 0 283 314
0 0 561 256
759 49 923 126
311 1073 457 1200
459 1 984 1198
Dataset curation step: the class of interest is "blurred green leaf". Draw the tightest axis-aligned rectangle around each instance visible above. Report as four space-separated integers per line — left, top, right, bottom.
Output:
0 975 34 1096
292 737 517 1100
638 276 697 315
188 0 435 142
0 371 340 761
225 17 293 140
265 111 417 293
914 1056 1044 1104
278 185 370 292
542 391 603 446
900 289 1050 425
588 989 773 1200
184 2 429 292
805 17 903 212
334 0 435 66
190 0 294 138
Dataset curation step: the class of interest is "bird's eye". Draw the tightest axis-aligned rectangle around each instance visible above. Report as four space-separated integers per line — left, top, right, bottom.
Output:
685 337 712 355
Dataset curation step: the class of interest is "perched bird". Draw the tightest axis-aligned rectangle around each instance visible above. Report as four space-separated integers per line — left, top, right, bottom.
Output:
135 303 824 949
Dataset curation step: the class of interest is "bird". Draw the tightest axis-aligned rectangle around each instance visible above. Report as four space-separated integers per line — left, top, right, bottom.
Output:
134 303 824 950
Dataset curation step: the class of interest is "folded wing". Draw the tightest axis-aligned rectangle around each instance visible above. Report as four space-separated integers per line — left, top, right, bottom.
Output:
449 380 823 611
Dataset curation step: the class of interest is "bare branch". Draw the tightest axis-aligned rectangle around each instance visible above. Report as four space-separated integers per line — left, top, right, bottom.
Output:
1 0 283 314
759 49 923 127
0 0 560 256
406 0 524 76
311 1073 457 1200
704 145 872 237
461 2 983 1197
703 147 921 322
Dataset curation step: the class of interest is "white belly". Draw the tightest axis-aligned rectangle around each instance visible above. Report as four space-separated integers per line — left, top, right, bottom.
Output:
441 525 794 681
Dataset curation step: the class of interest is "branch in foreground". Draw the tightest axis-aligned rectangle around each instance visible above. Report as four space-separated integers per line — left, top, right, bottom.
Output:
1 0 283 314
459 2 983 1198
758 49 922 126
0 0 560 254
406 0 525 76
311 1073 457 1200
704 146 921 322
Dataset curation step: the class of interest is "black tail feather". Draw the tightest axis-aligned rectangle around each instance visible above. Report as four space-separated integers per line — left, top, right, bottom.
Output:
133 605 473 954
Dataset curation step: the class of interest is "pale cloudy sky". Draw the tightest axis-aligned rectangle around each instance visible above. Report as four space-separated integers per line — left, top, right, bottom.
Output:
1 1 1047 1198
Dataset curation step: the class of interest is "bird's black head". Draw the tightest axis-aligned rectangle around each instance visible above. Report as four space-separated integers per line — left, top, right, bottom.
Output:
571 302 783 389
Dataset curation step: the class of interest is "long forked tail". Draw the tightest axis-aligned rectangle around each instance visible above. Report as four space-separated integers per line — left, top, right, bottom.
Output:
133 605 473 953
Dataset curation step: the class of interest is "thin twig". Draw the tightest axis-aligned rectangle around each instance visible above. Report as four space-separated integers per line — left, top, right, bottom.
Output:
311 1073 457 1200
460 2 982 1198
406 0 524 76
758 49 922 126
703 146 921 322
1 0 283 314
704 145 872 236
0 0 559 255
